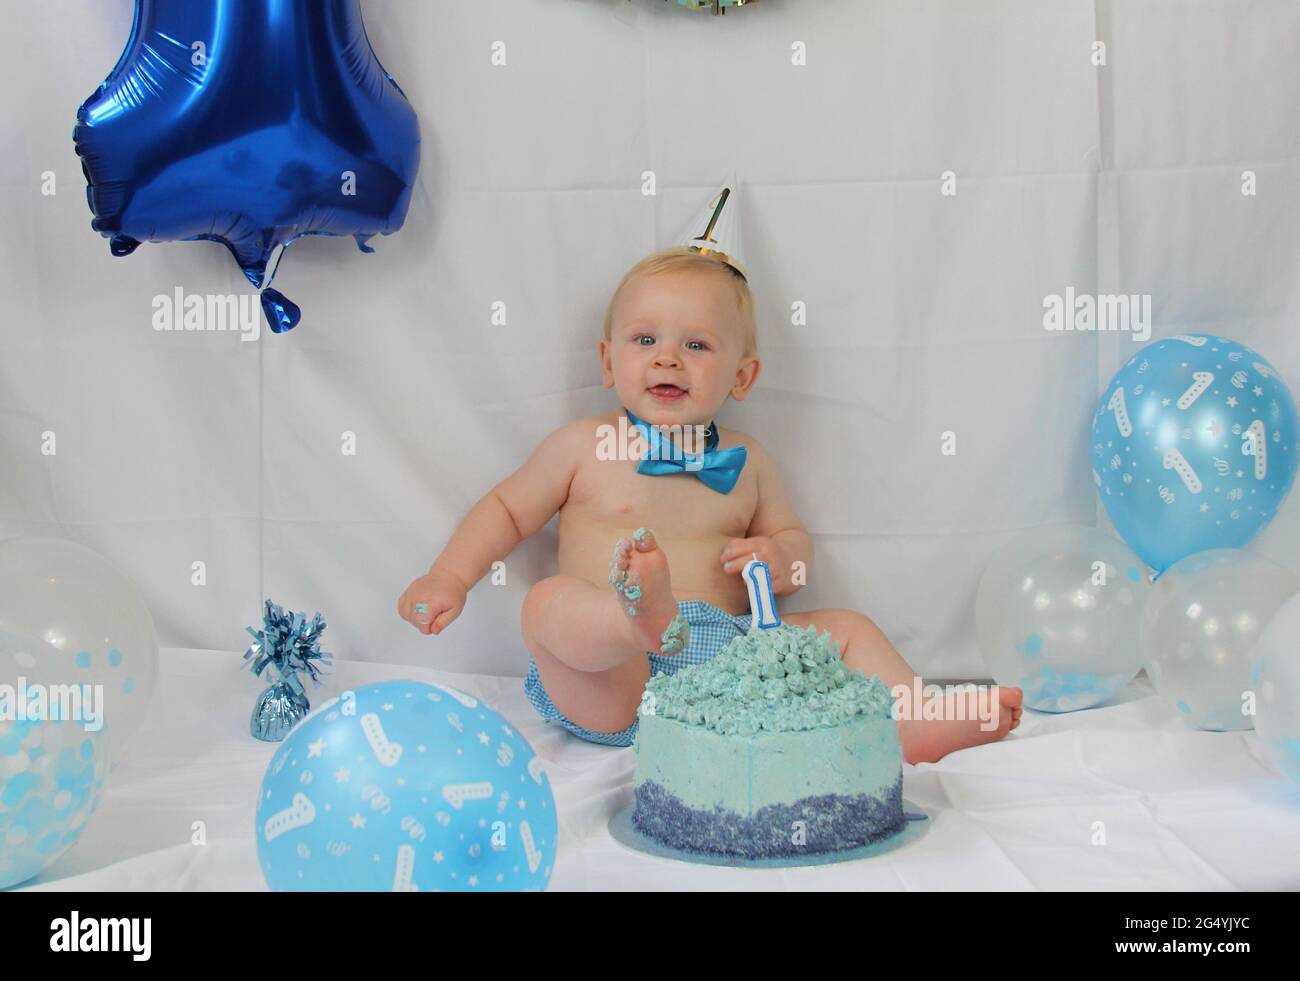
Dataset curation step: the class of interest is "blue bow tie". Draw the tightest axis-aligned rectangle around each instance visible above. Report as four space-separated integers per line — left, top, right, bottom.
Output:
625 408 747 494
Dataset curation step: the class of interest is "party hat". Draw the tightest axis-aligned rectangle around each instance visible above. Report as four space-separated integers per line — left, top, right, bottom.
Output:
674 178 747 280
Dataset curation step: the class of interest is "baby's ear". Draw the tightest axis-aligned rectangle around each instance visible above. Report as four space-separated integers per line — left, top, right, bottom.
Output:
730 355 761 400
598 337 615 387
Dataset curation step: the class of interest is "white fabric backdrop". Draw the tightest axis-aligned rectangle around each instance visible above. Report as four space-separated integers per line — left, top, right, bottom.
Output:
2 0 1298 685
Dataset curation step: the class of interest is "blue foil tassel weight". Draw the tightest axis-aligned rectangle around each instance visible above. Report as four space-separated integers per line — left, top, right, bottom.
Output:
250 679 311 742
244 599 332 741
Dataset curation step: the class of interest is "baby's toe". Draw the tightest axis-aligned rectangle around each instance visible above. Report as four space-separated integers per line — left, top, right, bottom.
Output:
620 570 643 605
608 538 633 585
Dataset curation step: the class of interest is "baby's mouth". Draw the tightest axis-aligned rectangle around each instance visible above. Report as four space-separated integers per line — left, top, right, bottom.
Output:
647 384 688 402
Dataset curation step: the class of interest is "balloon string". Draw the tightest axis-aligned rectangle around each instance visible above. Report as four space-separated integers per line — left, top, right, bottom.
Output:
258 312 265 609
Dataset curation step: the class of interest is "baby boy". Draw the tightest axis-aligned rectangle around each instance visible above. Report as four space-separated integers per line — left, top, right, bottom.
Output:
398 247 1022 762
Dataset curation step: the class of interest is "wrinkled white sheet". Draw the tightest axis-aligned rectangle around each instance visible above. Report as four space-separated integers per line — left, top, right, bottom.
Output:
2 1 1298 685
18 647 1300 891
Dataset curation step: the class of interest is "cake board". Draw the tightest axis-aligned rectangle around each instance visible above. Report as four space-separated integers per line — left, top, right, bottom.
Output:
608 798 930 870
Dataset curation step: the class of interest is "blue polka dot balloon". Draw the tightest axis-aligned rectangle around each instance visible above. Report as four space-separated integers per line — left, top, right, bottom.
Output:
1092 334 1298 572
256 680 557 892
0 537 159 752
975 526 1149 712
1 631 111 889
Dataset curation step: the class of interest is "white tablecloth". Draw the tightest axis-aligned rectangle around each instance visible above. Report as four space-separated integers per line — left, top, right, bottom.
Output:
17 647 1300 892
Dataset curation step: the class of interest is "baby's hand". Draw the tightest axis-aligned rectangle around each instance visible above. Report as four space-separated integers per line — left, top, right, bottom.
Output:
397 568 468 636
720 537 794 590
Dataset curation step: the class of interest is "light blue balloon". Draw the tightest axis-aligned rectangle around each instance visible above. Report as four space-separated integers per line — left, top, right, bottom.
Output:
1092 334 1299 572
0 720 109 890
256 680 557 892
1 631 112 889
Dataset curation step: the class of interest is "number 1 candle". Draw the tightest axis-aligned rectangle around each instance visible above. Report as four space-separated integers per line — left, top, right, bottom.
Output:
742 556 782 631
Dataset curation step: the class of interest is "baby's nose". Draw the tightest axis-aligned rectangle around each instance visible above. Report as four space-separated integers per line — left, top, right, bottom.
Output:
652 345 682 367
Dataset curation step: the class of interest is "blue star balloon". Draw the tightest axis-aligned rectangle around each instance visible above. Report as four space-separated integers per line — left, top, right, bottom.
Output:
1091 334 1298 573
256 680 557 892
73 0 420 333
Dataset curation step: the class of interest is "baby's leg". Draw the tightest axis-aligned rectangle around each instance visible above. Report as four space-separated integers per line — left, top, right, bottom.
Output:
521 530 686 735
782 608 1023 765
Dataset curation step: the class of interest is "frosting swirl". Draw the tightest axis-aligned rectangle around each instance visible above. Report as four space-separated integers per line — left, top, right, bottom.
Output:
642 623 893 734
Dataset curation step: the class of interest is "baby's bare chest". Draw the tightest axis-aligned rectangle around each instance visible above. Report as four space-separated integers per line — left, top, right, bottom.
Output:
563 457 757 537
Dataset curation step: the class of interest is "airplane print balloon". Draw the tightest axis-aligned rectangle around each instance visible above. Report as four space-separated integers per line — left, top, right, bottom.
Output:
73 0 420 333
1091 334 1298 573
256 680 556 892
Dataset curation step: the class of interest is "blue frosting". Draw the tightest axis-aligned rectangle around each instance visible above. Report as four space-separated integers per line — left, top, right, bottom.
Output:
642 622 893 735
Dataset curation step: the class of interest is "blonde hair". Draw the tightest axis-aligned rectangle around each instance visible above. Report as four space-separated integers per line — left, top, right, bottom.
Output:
602 247 757 357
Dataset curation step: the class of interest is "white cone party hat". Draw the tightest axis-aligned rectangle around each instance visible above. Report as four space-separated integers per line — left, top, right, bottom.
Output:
673 176 747 280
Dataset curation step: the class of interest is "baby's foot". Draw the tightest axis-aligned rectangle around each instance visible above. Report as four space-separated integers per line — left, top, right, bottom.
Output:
900 685 1023 765
608 528 689 656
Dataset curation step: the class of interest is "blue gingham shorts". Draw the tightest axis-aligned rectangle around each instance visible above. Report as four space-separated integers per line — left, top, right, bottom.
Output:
523 599 752 747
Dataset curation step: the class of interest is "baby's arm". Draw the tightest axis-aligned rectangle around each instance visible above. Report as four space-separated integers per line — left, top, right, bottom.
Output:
397 422 586 634
719 438 813 596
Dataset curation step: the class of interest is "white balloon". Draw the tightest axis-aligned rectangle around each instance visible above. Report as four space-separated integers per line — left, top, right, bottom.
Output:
1252 590 1300 785
976 526 1150 712
0 628 111 889
0 537 159 751
1140 549 1299 731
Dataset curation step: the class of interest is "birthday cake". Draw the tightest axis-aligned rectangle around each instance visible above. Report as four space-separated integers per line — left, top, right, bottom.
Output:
631 622 904 859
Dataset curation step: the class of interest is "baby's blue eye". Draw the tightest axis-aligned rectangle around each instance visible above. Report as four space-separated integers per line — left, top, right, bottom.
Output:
632 334 707 350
